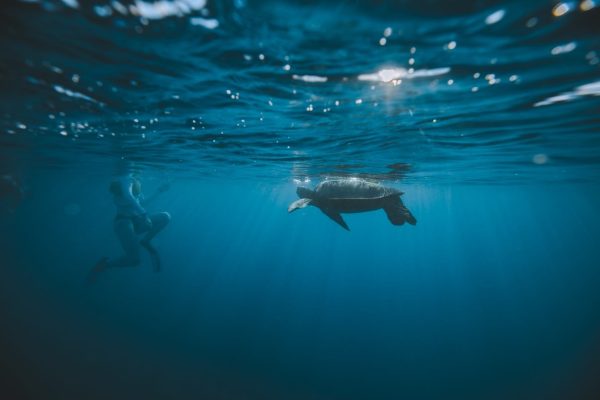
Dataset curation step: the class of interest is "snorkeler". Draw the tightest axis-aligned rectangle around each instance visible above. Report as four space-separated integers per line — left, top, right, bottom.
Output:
89 176 170 282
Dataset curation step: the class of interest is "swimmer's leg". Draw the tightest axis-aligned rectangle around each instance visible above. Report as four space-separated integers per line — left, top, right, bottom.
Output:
140 240 160 272
141 212 171 243
108 219 141 267
140 212 170 272
88 220 140 283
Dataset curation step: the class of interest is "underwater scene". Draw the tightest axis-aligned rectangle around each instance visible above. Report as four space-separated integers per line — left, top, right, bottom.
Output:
1 0 600 399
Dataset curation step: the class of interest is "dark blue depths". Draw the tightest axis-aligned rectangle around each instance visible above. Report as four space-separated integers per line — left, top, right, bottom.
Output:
2 177 600 399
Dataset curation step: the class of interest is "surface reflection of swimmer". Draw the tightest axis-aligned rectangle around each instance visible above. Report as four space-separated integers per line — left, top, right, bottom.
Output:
90 176 170 281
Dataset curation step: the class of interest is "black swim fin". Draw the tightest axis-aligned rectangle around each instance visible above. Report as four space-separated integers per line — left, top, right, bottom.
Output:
86 257 108 285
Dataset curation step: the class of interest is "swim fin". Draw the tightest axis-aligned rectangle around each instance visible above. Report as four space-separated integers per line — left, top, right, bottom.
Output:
86 257 108 284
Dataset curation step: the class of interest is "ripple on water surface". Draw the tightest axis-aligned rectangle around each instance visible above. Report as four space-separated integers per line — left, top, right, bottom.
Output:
1 0 599 183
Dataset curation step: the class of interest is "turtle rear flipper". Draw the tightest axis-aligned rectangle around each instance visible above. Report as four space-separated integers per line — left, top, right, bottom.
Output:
384 198 416 226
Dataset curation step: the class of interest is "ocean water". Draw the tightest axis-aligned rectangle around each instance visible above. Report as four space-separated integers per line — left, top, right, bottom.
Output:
1 0 600 399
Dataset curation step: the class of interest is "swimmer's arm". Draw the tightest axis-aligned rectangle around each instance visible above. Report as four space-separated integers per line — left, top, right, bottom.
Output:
141 183 170 206
121 179 146 215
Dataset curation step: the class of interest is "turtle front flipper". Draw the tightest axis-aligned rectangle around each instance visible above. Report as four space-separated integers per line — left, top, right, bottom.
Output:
288 198 312 213
384 197 417 226
320 207 350 231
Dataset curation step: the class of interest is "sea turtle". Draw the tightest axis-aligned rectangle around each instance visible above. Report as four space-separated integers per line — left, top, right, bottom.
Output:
288 178 416 230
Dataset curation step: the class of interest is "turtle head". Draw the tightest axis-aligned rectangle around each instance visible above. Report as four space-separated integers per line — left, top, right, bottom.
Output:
288 186 315 213
296 186 314 199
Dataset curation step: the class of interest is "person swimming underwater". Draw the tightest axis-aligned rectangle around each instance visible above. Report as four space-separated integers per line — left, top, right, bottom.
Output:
89 176 170 282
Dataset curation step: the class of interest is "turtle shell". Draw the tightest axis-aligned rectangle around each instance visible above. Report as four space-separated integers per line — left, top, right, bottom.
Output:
314 179 401 200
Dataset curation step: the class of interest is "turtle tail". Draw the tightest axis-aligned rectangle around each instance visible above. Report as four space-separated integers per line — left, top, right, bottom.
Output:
297 186 315 199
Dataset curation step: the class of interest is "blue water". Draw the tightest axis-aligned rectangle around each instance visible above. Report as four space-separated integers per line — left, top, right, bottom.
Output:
1 0 600 399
